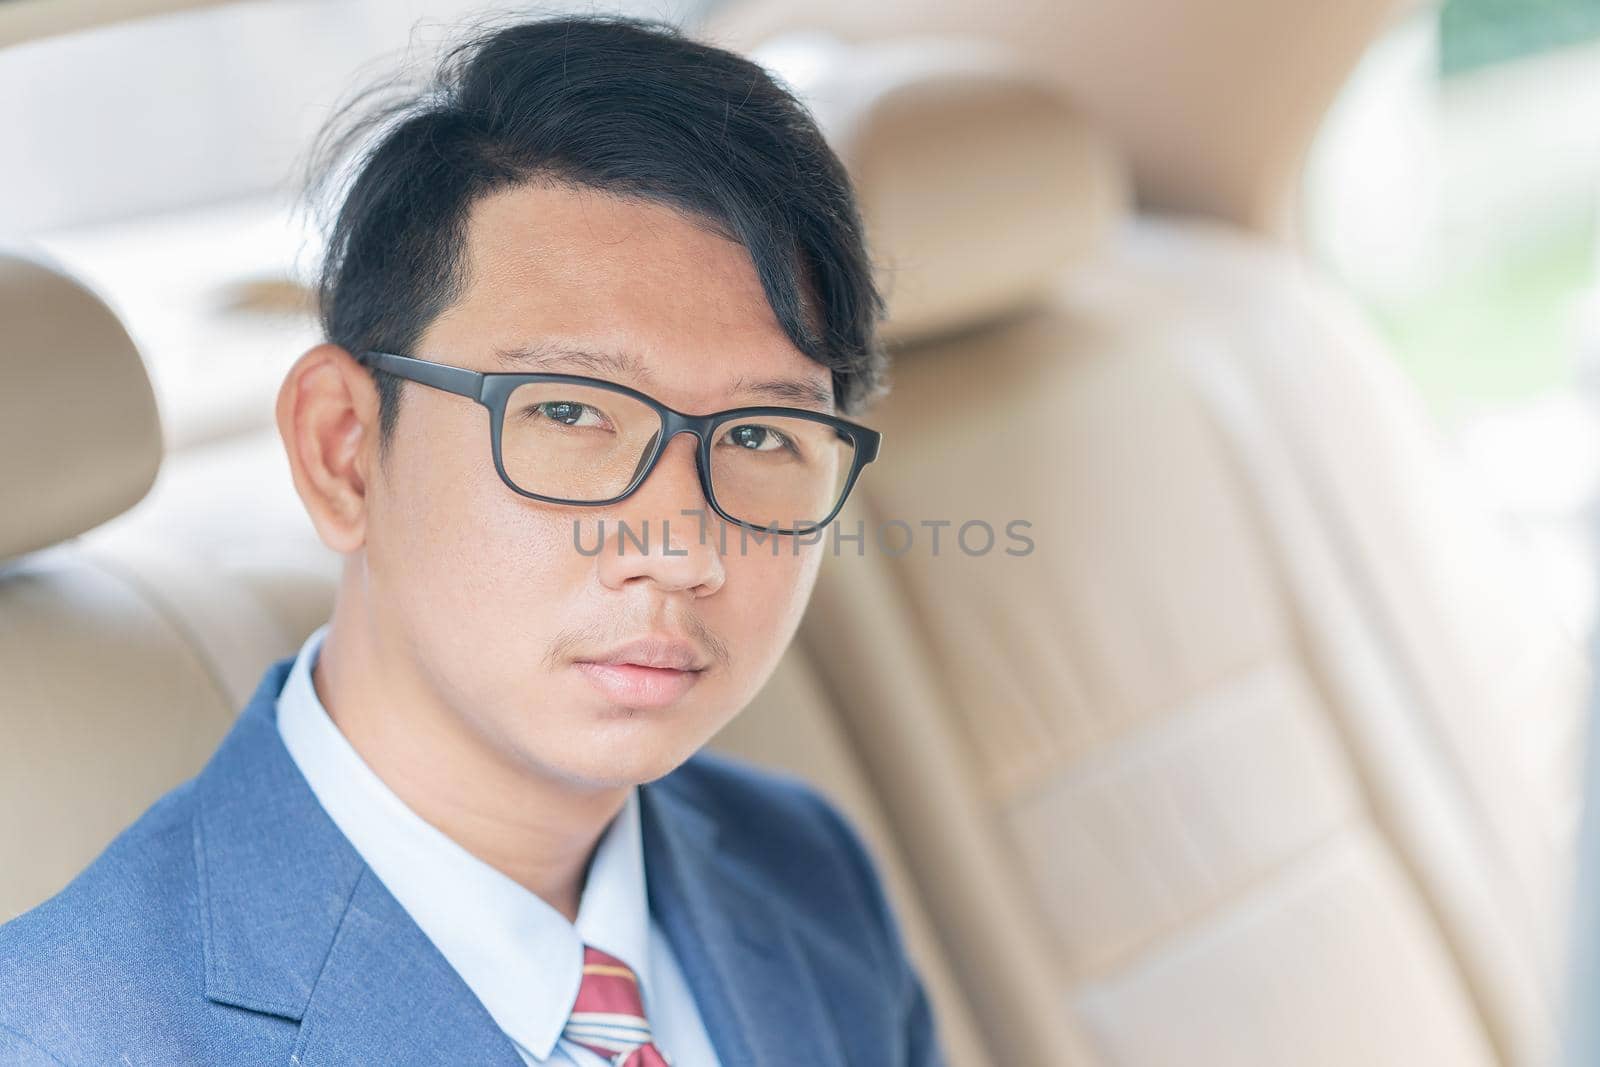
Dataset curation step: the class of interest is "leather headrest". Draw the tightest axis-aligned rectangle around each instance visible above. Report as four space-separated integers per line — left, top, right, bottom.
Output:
750 34 1129 346
0 246 162 563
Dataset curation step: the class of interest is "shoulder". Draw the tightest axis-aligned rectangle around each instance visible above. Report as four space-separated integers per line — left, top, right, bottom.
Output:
0 779 204 1046
653 752 943 1061
653 750 905 973
657 749 877 880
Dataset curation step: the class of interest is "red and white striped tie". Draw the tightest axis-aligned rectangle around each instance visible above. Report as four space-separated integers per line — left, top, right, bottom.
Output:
562 945 672 1066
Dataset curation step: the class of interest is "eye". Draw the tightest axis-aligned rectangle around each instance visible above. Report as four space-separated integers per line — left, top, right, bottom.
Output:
521 400 607 428
720 423 794 454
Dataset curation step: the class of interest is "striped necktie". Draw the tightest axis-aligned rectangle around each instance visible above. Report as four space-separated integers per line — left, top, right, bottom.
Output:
562 945 672 1066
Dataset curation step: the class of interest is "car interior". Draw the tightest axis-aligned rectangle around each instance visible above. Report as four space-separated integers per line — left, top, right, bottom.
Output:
1 1 1591 1065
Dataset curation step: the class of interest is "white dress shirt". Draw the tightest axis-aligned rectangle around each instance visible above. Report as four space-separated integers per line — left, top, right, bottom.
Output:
275 623 721 1067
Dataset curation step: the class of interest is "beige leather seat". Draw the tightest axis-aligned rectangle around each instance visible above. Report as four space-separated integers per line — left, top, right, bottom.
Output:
0 246 293 918
1 32 1585 1067
710 35 1587 1067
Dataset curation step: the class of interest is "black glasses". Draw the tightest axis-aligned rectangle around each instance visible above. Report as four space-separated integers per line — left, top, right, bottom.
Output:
358 351 882 536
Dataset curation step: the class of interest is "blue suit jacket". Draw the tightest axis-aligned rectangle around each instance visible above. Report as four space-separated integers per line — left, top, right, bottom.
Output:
0 655 942 1066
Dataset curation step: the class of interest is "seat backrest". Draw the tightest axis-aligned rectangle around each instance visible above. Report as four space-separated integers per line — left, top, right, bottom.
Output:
0 246 286 920
713 35 1587 1067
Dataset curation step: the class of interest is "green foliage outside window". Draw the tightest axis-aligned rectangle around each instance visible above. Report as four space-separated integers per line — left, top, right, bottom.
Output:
1442 0 1600 74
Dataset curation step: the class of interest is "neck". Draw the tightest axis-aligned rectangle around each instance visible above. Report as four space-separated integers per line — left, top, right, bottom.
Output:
310 597 627 923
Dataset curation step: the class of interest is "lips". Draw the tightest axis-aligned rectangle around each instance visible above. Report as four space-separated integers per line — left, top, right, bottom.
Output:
572 637 708 708
578 637 708 672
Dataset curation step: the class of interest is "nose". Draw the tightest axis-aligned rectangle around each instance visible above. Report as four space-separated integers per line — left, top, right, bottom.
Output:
593 433 725 597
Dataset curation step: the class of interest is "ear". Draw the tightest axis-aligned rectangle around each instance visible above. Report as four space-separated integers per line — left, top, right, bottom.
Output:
275 343 383 554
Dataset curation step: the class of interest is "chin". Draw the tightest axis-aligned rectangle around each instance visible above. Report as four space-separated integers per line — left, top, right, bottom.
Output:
500 675 732 789
537 729 706 791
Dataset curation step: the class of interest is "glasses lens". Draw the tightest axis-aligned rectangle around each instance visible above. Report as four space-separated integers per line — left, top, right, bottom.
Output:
501 381 661 500
709 413 855 530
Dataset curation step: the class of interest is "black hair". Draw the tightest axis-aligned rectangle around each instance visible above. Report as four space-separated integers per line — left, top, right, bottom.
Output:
305 13 887 453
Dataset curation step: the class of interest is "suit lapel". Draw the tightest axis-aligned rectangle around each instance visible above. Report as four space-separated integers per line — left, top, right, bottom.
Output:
193 657 521 1066
197 657 849 1066
640 783 848 1067
290 866 524 1066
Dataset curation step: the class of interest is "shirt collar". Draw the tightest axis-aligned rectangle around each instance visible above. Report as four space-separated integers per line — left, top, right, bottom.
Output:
275 622 653 1062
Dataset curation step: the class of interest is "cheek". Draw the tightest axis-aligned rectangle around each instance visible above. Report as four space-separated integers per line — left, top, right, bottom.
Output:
369 410 584 671
709 540 824 693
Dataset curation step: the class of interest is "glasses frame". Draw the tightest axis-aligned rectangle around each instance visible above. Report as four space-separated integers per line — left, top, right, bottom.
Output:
358 350 882 536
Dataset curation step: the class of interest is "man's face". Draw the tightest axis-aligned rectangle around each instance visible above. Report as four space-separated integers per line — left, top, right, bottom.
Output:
362 182 831 791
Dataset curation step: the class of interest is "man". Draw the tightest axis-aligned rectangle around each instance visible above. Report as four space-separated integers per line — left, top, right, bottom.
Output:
0 15 942 1066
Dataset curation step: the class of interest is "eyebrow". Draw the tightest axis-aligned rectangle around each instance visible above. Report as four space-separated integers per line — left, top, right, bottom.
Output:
727 373 835 411
494 342 650 382
493 342 836 411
